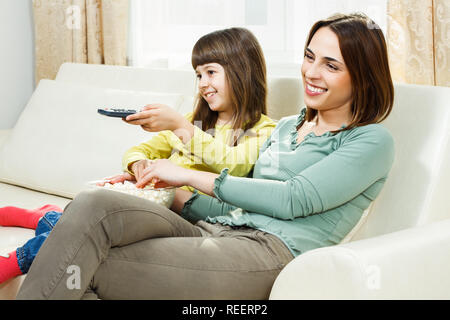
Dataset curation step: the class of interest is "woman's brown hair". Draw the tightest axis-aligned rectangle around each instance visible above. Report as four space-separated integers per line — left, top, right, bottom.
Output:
301 13 394 132
191 27 268 145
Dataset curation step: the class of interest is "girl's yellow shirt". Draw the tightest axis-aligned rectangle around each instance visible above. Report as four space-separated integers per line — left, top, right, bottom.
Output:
122 112 276 191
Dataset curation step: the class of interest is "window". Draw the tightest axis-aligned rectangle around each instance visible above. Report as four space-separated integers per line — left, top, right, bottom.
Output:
128 0 387 76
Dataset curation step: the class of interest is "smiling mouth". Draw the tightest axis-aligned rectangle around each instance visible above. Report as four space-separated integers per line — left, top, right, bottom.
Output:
306 83 327 93
204 91 217 98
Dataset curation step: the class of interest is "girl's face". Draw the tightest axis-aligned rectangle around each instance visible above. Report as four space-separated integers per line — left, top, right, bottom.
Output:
301 27 353 113
195 63 233 116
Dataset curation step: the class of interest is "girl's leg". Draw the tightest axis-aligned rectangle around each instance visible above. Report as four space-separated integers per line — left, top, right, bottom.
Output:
0 253 21 283
0 211 64 284
0 204 62 229
34 211 62 236
16 188 203 300
90 222 293 299
0 232 50 283
0 211 62 284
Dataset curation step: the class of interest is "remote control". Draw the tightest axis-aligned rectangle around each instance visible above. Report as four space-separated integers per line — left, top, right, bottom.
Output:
98 108 137 118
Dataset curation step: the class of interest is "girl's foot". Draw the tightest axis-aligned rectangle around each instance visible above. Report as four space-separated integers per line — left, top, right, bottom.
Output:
0 204 62 229
0 251 22 284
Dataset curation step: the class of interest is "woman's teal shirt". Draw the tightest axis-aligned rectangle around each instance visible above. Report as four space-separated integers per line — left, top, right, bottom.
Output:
181 108 395 257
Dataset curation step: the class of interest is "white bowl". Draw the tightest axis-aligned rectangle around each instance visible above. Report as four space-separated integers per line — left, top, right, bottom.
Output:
88 180 176 208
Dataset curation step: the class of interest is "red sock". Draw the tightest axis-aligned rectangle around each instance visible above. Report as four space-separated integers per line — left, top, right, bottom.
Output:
0 204 62 229
0 251 23 284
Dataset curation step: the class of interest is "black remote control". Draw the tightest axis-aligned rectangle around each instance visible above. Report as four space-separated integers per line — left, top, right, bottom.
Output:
97 108 138 118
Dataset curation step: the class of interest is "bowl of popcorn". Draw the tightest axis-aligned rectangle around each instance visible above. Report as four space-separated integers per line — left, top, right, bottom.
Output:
89 180 176 208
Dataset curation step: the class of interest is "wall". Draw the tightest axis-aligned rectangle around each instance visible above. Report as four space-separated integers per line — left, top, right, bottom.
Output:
0 1 34 129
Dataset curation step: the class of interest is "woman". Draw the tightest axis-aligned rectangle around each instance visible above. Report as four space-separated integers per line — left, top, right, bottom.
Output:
17 13 395 299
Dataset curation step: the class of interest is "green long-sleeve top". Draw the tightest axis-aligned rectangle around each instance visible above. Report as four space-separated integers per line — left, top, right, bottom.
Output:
181 108 395 257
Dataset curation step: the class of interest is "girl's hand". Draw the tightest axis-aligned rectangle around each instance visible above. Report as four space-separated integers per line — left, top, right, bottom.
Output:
134 159 193 189
96 172 136 186
124 104 188 133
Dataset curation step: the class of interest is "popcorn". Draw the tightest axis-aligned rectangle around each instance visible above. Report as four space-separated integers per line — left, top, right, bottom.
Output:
96 180 175 208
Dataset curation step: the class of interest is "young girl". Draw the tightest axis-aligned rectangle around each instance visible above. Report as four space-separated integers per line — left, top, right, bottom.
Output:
17 13 395 300
111 26 275 189
0 27 275 284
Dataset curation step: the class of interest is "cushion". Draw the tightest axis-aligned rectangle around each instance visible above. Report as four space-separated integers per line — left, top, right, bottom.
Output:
56 63 197 96
267 76 302 120
0 80 187 198
352 83 450 241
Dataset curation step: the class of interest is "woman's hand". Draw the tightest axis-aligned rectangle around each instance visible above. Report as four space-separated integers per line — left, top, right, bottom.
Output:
131 159 154 182
134 159 218 196
134 159 193 189
95 172 136 186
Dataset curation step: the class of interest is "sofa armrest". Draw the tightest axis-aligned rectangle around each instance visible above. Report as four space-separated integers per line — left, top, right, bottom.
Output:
0 129 11 150
269 218 450 299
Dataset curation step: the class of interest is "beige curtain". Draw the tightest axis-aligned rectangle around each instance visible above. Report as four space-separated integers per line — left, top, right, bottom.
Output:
32 0 129 85
387 0 450 87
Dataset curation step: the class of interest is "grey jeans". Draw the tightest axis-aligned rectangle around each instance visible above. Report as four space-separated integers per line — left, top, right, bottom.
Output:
16 188 293 300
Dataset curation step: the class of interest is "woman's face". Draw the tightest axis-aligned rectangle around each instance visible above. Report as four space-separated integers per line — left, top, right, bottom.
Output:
301 27 353 113
195 63 233 115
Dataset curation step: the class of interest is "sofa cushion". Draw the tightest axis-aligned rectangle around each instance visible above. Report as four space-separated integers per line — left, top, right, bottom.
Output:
0 80 188 199
267 76 302 120
352 83 450 241
0 182 71 209
56 63 197 95
0 130 11 149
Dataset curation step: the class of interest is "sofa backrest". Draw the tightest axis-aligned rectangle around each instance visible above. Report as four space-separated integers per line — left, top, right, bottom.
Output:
352 83 450 241
56 63 303 120
56 63 198 96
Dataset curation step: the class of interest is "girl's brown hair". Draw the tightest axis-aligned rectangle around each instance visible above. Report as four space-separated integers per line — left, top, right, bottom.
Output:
301 13 394 132
191 27 268 145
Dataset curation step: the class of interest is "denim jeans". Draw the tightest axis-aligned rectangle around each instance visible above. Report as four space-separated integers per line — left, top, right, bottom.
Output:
16 211 62 274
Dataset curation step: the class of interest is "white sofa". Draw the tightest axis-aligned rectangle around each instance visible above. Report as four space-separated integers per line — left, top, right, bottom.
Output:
0 63 449 299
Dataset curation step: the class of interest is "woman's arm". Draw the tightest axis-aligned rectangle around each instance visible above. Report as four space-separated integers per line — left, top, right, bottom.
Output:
137 126 394 220
212 126 395 219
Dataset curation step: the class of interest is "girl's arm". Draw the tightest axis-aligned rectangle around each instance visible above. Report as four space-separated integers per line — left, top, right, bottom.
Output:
181 119 275 177
124 104 195 143
126 104 276 178
122 132 175 175
122 111 197 174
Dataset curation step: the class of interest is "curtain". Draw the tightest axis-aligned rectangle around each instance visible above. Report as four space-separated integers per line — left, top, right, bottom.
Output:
32 0 129 85
387 0 450 87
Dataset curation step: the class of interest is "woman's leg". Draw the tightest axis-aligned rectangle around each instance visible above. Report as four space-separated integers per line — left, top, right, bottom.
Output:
16 188 202 300
88 223 293 299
